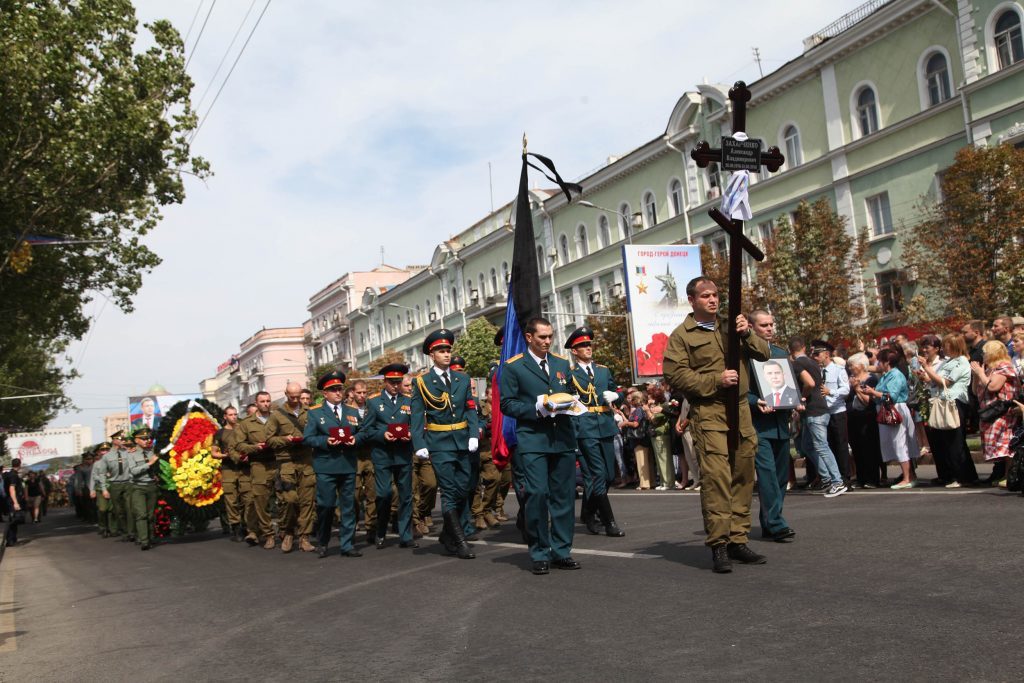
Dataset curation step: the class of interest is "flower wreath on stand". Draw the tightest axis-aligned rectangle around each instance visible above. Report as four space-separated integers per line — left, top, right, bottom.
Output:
152 398 226 532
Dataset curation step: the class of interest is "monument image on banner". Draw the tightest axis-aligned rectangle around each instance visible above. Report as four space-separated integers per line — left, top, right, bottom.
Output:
622 245 702 381
128 393 202 431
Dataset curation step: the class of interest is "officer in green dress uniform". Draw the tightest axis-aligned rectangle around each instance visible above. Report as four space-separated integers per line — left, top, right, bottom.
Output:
363 363 419 549
498 317 581 575
303 370 366 558
410 329 480 559
124 427 159 551
565 326 625 537
102 430 132 538
89 442 115 537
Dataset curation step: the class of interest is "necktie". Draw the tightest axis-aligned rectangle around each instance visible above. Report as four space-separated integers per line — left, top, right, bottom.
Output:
391 393 397 406
117 454 123 476
586 366 594 381
442 371 451 391
540 359 548 377
332 404 339 420
774 392 780 407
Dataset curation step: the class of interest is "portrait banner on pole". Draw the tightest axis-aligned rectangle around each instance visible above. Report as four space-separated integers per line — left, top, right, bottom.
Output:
622 244 702 383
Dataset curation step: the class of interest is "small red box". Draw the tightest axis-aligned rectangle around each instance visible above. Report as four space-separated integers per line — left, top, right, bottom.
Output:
329 426 352 441
387 423 410 440
289 435 304 444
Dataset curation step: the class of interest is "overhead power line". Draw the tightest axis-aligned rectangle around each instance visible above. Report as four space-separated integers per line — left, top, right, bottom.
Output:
182 0 205 46
190 0 272 144
185 0 218 71
193 0 259 114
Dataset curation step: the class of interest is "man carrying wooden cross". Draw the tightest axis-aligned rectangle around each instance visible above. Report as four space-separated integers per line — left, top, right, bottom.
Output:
663 277 769 573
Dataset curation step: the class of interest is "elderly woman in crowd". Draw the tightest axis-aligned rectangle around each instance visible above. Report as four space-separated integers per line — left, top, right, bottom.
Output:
862 348 920 489
848 353 884 488
972 340 1021 487
916 333 978 487
622 391 653 490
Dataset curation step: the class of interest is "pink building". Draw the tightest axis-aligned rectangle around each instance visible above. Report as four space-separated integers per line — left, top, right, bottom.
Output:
236 327 306 403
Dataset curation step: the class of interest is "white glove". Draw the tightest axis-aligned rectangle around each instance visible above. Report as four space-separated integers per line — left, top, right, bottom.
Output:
415 448 430 459
603 390 620 405
468 437 478 452
535 395 552 417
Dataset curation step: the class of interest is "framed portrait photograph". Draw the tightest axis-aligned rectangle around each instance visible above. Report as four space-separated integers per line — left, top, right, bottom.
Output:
752 358 800 409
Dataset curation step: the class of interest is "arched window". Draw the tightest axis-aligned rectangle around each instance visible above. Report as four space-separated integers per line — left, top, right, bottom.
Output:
995 9 1024 68
597 215 611 248
436 294 443 316
856 86 879 136
537 245 547 274
386 319 393 340
451 287 459 309
925 52 952 105
643 192 657 227
783 125 802 167
575 224 589 257
478 273 487 299
501 262 509 292
618 202 632 240
669 179 683 216
414 305 421 327
559 234 571 265
490 267 498 295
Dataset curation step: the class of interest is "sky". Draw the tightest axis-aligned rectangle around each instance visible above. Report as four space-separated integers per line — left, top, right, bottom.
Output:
51 0 870 438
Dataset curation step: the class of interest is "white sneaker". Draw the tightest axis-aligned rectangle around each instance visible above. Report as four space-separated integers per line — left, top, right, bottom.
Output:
823 483 847 498
944 481 962 488
655 485 668 491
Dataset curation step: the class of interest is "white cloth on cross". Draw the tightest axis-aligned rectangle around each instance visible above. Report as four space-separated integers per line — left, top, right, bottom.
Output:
720 132 753 221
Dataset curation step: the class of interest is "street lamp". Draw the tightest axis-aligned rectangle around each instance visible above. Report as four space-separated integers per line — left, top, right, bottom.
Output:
578 201 644 244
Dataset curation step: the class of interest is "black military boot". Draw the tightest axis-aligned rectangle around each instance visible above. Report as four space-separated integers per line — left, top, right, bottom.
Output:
727 543 767 565
596 494 625 537
229 524 241 542
313 506 333 553
582 497 602 535
443 510 475 559
438 512 458 553
376 507 390 549
711 544 733 574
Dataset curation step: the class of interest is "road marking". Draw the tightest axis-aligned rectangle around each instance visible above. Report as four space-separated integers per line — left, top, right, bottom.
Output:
0 553 16 653
608 489 993 496
423 536 662 559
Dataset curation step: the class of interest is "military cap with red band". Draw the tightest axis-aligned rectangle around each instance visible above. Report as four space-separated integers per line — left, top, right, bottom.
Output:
380 363 409 380
564 326 595 349
449 355 466 372
422 328 455 354
317 369 347 391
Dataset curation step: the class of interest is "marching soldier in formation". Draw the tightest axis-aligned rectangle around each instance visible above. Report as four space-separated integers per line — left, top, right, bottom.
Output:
124 427 159 551
411 329 480 559
304 370 365 558
88 442 115 537
264 381 316 554
458 353 500 532
348 380 378 545
212 406 251 542
565 326 625 537
499 317 581 575
408 373 437 538
363 363 419 549
233 391 275 547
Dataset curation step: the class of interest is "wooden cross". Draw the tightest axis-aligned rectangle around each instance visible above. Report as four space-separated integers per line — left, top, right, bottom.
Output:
690 81 784 451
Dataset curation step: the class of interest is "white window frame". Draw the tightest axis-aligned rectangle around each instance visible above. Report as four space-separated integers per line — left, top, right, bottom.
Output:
536 245 547 274
916 46 954 110
559 233 571 266
618 202 632 241
778 122 802 168
667 178 684 217
849 81 881 140
575 223 589 258
875 270 904 316
642 190 657 228
866 192 894 237
985 3 1024 72
597 215 611 248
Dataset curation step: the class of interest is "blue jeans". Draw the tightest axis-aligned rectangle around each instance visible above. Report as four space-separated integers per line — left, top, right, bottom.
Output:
800 414 843 486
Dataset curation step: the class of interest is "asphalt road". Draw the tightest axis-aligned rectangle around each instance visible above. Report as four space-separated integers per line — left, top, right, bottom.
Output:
2 482 1022 682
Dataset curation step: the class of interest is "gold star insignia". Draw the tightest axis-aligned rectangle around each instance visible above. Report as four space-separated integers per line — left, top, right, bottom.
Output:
637 280 648 294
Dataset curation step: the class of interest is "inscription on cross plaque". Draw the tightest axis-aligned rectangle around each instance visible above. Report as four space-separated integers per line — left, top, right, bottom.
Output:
690 80 785 451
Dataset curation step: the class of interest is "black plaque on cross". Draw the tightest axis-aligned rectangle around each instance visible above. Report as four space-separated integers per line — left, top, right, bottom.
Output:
690 81 784 451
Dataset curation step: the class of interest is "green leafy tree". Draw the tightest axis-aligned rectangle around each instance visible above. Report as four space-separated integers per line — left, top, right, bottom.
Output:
903 144 1024 322
0 333 74 431
747 199 874 343
0 0 208 426
452 317 499 378
586 296 631 385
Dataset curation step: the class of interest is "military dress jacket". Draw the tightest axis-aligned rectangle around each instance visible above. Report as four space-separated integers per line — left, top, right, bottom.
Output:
662 313 770 437
303 401 366 475
570 362 618 440
363 392 415 467
410 368 479 454
499 352 577 454
747 343 793 440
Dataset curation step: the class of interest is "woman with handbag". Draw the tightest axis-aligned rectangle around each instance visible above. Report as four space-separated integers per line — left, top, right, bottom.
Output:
972 340 1021 487
916 334 978 487
862 348 920 489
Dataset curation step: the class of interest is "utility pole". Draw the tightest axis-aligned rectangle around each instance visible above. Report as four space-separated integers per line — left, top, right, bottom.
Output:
752 47 764 78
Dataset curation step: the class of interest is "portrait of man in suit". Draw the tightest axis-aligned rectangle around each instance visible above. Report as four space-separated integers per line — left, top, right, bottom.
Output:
753 359 800 409
130 396 162 431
